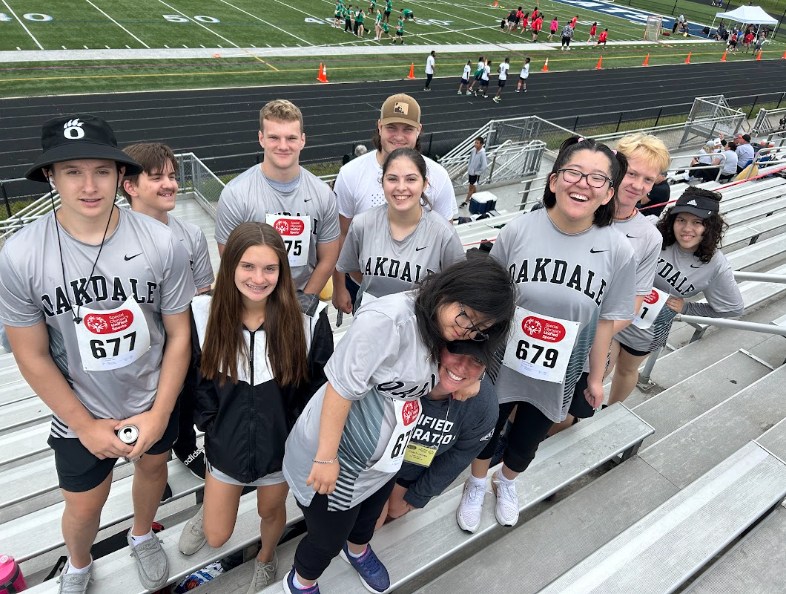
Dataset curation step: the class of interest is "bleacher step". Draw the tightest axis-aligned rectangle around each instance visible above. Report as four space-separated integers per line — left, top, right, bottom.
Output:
0 397 51 432
539 442 786 594
0 379 35 406
726 234 786 272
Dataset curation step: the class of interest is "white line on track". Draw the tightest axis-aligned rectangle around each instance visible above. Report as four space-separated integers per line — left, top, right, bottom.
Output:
218 0 314 46
156 0 240 48
83 0 150 48
1 0 43 49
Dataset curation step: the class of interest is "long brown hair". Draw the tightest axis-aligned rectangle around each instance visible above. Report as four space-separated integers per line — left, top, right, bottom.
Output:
201 222 309 387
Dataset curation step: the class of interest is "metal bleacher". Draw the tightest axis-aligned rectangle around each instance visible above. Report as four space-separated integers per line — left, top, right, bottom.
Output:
3 155 786 594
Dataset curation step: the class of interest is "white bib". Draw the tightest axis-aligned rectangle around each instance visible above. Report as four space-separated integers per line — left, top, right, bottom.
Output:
75 297 151 372
370 399 422 473
266 214 311 268
632 288 669 330
502 306 580 384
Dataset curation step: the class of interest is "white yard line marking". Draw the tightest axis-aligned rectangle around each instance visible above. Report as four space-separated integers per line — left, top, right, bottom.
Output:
156 0 240 47
84 0 150 48
218 0 314 46
1 0 43 49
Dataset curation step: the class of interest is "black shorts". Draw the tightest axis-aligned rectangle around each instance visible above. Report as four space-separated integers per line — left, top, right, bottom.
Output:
396 30 403 36
48 401 180 493
480 79 489 87
385 10 391 16
474 72 482 81
498 79 506 87
619 342 651 358
461 77 469 84
468 174 479 185
568 372 595 419
519 76 528 82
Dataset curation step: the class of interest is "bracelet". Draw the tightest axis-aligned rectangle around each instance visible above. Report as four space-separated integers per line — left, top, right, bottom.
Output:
312 457 337 464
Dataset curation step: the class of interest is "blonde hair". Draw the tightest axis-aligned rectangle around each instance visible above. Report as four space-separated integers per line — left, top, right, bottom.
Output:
615 133 671 175
259 99 304 134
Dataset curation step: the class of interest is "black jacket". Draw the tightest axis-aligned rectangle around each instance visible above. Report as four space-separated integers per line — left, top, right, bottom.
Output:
190 295 333 484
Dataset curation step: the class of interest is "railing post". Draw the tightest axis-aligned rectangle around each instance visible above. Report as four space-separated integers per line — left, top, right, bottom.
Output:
488 154 498 184
654 107 662 128
748 95 759 119
573 116 579 132
778 92 785 109
615 111 624 133
0 181 11 220
637 348 661 390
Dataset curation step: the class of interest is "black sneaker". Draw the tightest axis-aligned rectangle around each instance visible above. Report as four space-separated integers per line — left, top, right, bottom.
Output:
177 447 206 480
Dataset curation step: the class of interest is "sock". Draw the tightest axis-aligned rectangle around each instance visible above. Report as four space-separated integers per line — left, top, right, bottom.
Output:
347 545 367 558
292 572 313 590
468 474 486 486
66 558 92 574
496 470 516 485
129 529 154 546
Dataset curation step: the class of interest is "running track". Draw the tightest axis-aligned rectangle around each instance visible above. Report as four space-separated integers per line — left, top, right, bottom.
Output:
1 59 784 194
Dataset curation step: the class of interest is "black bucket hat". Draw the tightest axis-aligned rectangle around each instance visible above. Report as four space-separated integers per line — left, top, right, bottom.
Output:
25 115 143 183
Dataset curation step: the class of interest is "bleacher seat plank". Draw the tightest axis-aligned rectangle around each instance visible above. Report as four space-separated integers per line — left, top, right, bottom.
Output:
0 378 35 406
726 234 786 271
0 397 51 432
685 506 786 594
415 457 679 594
640 364 786 489
0 423 50 466
1 459 204 562
725 195 786 226
539 442 786 594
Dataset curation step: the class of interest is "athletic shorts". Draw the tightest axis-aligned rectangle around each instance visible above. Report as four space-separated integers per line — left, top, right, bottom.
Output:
474 73 482 81
468 174 479 185
550 28 557 34
619 342 651 358
498 79 506 87
568 372 595 419
461 77 469 84
519 76 528 82
48 401 180 493
385 10 391 16
480 79 489 87
396 30 403 36
207 461 286 487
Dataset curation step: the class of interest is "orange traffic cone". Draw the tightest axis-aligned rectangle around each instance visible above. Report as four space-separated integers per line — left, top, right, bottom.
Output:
407 62 415 79
684 52 691 64
595 56 603 70
642 54 650 66
317 63 328 83
782 49 786 59
541 58 549 72
492 0 498 6
721 50 727 62
213 53 221 58
756 50 762 60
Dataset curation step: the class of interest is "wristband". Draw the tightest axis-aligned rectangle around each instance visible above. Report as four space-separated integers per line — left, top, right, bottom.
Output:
312 457 337 464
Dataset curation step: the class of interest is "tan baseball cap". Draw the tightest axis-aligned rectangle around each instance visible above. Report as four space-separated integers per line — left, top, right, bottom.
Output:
379 94 421 127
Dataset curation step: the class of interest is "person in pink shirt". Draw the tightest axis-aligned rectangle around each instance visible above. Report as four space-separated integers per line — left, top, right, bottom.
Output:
548 16 559 41
531 15 543 41
588 21 597 41
570 15 578 29
598 28 608 45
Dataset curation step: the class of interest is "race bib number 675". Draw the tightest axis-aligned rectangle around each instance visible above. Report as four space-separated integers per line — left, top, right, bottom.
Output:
266 214 311 268
502 307 580 383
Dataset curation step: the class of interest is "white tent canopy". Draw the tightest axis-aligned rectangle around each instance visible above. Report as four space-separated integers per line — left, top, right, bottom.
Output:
715 6 778 25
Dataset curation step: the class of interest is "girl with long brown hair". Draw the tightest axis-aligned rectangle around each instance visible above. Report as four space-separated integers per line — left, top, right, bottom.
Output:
179 222 333 593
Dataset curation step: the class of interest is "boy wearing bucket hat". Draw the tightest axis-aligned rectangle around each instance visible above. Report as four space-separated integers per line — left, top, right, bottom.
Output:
0 115 196 593
332 94 458 314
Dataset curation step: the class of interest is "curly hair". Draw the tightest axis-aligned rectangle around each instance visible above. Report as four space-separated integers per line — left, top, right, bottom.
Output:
657 187 727 263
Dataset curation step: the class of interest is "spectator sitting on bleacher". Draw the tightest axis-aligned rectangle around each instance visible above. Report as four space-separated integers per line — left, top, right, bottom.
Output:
735 134 755 173
606 188 744 406
376 341 496 527
719 141 739 181
178 222 332 592
0 115 196 594
684 141 719 183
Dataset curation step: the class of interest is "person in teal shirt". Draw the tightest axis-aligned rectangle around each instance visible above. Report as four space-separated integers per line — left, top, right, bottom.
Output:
384 0 393 23
402 8 415 21
392 13 404 44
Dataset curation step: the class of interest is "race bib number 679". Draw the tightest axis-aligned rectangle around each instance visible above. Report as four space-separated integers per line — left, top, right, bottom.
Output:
502 307 580 383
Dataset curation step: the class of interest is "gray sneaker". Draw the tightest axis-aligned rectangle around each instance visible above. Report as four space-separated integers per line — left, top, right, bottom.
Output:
127 532 169 590
57 563 92 594
247 552 278 593
179 506 207 555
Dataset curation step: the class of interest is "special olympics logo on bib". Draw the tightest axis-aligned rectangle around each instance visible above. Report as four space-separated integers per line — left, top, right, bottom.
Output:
273 218 305 237
522 316 566 343
83 310 135 335
644 289 661 305
401 400 420 426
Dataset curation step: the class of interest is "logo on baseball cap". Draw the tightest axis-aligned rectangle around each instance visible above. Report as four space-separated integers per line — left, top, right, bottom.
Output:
380 94 421 127
671 189 721 219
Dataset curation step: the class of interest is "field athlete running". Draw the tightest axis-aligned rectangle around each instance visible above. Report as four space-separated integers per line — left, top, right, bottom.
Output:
516 57 531 92
467 56 486 95
177 223 332 593
607 188 744 406
0 115 196 594
458 59 472 94
457 137 635 531
281 259 515 593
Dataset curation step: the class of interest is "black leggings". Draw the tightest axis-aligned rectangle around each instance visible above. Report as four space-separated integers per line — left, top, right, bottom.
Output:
477 373 594 472
294 477 397 581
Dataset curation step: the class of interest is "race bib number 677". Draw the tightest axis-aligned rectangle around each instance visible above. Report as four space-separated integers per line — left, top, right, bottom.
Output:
502 307 580 383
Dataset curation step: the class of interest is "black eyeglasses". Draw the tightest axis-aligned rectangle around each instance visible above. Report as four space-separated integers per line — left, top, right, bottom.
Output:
455 304 490 342
557 168 613 189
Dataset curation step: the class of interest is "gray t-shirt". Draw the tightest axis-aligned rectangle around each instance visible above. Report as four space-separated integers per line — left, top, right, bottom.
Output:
0 209 196 436
283 291 439 511
614 211 661 296
214 165 340 290
616 243 744 353
336 204 464 302
167 213 214 291
491 208 636 422
334 150 457 221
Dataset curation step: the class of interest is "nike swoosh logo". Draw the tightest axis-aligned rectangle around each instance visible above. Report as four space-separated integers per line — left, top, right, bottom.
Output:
690 264 702 268
415 246 428 251
124 253 142 261
589 248 608 254
626 234 636 239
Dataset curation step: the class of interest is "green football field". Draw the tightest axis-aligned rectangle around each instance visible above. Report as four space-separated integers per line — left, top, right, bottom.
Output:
0 0 661 52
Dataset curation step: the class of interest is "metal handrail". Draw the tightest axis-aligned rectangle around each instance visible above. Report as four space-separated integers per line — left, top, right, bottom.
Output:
676 314 786 337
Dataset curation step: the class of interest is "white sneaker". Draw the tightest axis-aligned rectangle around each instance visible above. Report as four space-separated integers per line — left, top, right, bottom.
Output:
491 471 519 527
456 478 486 533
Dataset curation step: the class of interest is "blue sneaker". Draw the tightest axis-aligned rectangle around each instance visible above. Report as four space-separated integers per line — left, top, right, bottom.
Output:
282 566 320 594
339 543 390 593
